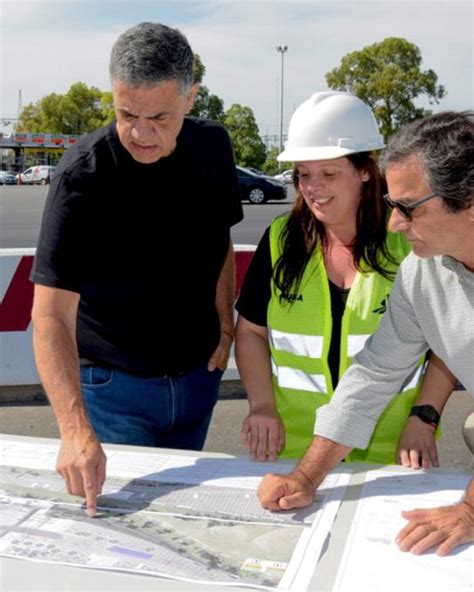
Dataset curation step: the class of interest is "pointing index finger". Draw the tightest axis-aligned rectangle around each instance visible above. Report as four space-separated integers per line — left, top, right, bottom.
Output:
82 465 98 517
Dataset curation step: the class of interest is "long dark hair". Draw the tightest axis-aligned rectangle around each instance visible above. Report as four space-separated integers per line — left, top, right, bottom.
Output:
273 152 399 303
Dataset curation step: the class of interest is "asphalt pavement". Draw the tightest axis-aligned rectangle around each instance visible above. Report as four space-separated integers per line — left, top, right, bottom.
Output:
0 384 472 471
0 184 296 248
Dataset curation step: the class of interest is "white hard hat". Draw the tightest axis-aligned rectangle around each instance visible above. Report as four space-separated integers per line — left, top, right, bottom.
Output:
278 91 384 162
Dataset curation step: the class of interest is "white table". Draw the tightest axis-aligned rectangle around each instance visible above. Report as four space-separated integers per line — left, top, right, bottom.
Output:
0 434 471 592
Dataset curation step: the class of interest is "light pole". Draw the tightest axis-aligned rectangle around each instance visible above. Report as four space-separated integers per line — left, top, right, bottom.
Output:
276 45 288 170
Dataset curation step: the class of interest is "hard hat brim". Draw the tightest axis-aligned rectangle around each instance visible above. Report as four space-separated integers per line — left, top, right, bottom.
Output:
277 145 376 162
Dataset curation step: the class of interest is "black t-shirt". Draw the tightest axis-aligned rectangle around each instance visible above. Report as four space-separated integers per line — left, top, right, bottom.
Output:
235 227 349 388
32 118 243 376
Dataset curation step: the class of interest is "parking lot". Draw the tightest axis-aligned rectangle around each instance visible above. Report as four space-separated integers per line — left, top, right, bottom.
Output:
0 183 296 248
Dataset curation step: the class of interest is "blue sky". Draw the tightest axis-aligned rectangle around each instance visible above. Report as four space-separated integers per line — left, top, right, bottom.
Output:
1 0 473 138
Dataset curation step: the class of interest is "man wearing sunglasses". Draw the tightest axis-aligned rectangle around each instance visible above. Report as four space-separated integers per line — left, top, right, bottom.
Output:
258 110 474 556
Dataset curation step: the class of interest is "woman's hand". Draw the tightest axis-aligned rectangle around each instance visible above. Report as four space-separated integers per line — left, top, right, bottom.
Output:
241 409 285 462
397 416 439 469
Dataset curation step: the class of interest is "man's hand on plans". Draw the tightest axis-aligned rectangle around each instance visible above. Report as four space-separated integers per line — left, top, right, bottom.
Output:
56 433 107 517
396 499 474 556
258 471 315 511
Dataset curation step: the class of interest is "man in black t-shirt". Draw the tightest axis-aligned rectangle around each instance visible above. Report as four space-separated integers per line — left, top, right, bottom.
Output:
30 22 243 516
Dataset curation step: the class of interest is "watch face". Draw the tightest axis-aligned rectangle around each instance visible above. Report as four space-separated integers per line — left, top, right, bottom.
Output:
420 406 438 422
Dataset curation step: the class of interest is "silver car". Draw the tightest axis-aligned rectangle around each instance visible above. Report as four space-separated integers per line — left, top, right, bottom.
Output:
273 169 294 184
0 171 17 185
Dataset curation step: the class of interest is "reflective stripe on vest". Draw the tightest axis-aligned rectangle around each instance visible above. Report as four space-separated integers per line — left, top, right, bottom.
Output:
347 334 371 357
271 359 328 393
401 364 424 392
270 329 324 358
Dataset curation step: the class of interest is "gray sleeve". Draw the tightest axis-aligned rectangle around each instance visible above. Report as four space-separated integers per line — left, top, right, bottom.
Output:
314 257 429 449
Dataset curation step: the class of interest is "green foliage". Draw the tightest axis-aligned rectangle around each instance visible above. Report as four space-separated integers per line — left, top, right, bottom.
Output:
100 91 115 125
17 82 111 134
189 54 225 123
193 54 206 84
224 104 266 169
262 146 280 175
261 146 293 175
189 86 225 123
325 37 446 140
261 147 280 175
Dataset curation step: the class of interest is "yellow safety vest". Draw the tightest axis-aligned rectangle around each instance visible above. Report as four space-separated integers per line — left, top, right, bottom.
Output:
268 214 427 463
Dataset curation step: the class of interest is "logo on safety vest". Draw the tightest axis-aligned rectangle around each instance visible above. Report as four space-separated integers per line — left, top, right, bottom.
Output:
286 293 303 302
372 295 389 314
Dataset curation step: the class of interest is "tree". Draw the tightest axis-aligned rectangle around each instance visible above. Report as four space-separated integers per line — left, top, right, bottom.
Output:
261 146 291 176
224 104 266 169
325 37 446 140
193 53 206 84
100 91 115 125
189 86 225 123
189 53 225 123
17 82 111 134
261 146 280 175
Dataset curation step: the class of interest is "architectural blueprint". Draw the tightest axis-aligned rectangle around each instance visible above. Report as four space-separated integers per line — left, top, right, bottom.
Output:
0 438 350 591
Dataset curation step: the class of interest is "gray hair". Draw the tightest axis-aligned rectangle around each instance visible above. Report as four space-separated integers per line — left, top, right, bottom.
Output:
109 22 194 95
379 111 474 213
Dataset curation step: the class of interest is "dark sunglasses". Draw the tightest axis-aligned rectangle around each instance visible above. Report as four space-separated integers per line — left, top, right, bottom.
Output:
382 191 439 221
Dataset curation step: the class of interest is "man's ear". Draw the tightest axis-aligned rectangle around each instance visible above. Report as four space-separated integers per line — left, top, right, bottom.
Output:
185 83 200 113
467 199 474 223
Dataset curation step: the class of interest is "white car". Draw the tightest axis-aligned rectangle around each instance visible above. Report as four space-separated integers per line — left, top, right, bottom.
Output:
17 165 56 185
273 169 294 184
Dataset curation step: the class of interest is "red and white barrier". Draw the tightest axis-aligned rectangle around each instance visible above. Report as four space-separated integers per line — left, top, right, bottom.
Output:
234 244 256 297
0 249 37 385
0 245 256 386
227 244 257 379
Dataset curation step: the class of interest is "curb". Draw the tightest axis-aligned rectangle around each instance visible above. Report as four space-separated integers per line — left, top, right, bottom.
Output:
0 385 47 405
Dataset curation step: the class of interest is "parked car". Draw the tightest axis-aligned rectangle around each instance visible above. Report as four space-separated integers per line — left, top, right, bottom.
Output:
246 167 265 176
0 171 17 185
273 168 294 184
17 165 56 185
236 166 287 204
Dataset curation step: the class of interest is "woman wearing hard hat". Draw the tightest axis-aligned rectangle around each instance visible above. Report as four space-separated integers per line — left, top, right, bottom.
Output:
235 92 455 464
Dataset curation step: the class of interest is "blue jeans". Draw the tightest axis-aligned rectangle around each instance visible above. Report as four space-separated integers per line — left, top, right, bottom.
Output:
80 364 222 450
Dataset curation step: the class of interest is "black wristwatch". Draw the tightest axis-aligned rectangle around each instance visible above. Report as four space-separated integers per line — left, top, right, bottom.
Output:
409 405 440 429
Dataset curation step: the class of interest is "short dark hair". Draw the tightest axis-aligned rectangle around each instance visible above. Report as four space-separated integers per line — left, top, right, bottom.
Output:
109 22 194 94
379 111 474 213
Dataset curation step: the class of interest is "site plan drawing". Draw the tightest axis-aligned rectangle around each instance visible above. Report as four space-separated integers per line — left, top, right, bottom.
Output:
0 437 350 590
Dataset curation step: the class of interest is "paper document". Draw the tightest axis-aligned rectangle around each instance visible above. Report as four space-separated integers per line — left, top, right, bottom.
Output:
0 438 350 591
332 468 473 592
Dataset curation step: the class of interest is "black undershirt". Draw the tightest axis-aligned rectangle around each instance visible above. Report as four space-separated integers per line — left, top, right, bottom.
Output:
235 227 350 389
327 280 350 389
